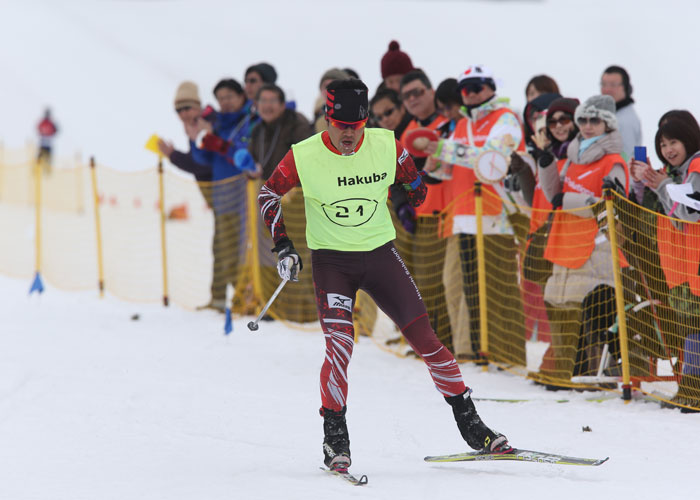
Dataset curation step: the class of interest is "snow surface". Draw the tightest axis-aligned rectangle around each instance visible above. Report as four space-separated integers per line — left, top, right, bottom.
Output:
2 0 700 170
1 274 699 500
4 1 700 498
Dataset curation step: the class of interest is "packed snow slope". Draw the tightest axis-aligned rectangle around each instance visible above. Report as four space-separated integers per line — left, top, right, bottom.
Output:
1 0 699 170
1 274 698 500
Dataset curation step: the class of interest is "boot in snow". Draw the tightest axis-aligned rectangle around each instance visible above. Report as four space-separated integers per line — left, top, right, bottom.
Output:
320 406 351 470
445 390 512 453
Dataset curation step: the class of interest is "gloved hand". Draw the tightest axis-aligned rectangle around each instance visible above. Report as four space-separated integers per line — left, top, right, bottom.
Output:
550 192 564 210
538 151 555 168
602 177 626 196
397 203 417 234
271 237 302 282
201 133 229 154
509 152 529 175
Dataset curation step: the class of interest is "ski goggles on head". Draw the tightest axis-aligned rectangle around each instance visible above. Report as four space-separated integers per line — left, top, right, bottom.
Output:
460 82 484 96
328 118 368 131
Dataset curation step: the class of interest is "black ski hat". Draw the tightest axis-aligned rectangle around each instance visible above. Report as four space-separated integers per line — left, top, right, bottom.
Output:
325 79 369 122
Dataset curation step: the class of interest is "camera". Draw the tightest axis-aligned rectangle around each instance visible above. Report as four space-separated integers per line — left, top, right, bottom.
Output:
503 173 520 192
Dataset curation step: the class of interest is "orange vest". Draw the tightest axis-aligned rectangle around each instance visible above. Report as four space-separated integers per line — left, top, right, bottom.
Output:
544 153 629 269
401 115 450 215
529 158 565 234
444 107 525 217
657 157 700 295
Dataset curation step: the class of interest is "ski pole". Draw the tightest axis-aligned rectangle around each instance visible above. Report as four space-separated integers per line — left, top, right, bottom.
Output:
247 278 289 331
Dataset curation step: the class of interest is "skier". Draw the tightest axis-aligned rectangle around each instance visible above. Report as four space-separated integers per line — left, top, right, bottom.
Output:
37 108 58 171
257 78 511 473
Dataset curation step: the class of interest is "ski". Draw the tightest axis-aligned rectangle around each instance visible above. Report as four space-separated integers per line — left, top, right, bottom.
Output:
320 467 368 486
424 448 609 466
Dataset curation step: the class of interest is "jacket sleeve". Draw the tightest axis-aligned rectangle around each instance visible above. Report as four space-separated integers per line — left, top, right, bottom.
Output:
169 149 212 178
653 171 700 223
393 141 427 207
538 158 563 202
258 149 300 244
189 140 215 166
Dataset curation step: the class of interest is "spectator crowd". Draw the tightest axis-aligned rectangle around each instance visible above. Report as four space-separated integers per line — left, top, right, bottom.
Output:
157 41 700 412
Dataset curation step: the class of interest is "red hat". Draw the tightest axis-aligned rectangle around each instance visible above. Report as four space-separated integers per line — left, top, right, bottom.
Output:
381 41 414 79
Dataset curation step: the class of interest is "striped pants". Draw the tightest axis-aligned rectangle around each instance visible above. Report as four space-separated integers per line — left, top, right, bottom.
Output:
311 242 466 411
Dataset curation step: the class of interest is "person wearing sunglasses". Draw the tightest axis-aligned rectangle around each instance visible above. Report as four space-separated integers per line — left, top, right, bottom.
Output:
537 95 629 384
257 78 511 474
440 65 527 364
398 70 451 216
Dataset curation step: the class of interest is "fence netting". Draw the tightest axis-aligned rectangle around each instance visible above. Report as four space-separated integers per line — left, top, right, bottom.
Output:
2 147 699 411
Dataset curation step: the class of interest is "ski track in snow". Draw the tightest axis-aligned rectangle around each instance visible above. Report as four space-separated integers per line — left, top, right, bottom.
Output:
1 274 698 500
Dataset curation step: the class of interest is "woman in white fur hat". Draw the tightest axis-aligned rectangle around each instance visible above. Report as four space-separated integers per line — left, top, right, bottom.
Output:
534 94 630 386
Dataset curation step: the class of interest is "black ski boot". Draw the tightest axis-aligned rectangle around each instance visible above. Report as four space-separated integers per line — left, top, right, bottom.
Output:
320 406 351 470
445 389 511 453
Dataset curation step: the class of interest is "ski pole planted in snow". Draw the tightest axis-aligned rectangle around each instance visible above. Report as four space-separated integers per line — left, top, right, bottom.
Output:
247 278 288 331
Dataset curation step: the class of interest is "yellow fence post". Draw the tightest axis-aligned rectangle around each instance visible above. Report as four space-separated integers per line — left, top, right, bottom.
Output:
474 182 489 367
246 179 263 303
89 156 105 297
33 159 43 286
27 155 46 294
158 159 169 306
605 191 632 400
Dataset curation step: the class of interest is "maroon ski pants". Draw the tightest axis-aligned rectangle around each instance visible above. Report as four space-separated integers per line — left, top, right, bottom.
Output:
311 242 466 411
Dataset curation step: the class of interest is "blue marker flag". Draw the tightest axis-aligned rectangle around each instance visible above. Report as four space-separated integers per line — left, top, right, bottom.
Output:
29 271 44 295
224 307 233 335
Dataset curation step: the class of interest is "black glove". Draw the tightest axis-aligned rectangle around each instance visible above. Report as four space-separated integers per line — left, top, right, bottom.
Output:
602 177 626 197
550 192 564 210
271 237 303 282
538 151 555 168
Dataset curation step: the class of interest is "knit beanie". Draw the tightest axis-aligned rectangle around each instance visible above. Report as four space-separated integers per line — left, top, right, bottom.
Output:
381 41 414 79
174 81 201 109
575 95 618 130
319 68 350 89
547 97 580 118
325 79 369 122
246 62 277 84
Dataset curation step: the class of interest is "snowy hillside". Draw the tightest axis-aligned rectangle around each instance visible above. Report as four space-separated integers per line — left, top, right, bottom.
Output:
1 274 699 500
2 0 700 170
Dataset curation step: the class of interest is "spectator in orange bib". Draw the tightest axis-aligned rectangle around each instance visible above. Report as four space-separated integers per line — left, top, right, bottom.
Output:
630 112 700 411
538 95 629 382
440 65 527 363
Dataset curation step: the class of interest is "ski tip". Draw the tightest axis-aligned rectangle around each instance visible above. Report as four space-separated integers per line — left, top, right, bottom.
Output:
594 456 610 466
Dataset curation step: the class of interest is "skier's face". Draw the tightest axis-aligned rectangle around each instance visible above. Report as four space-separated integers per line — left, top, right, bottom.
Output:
326 117 366 155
